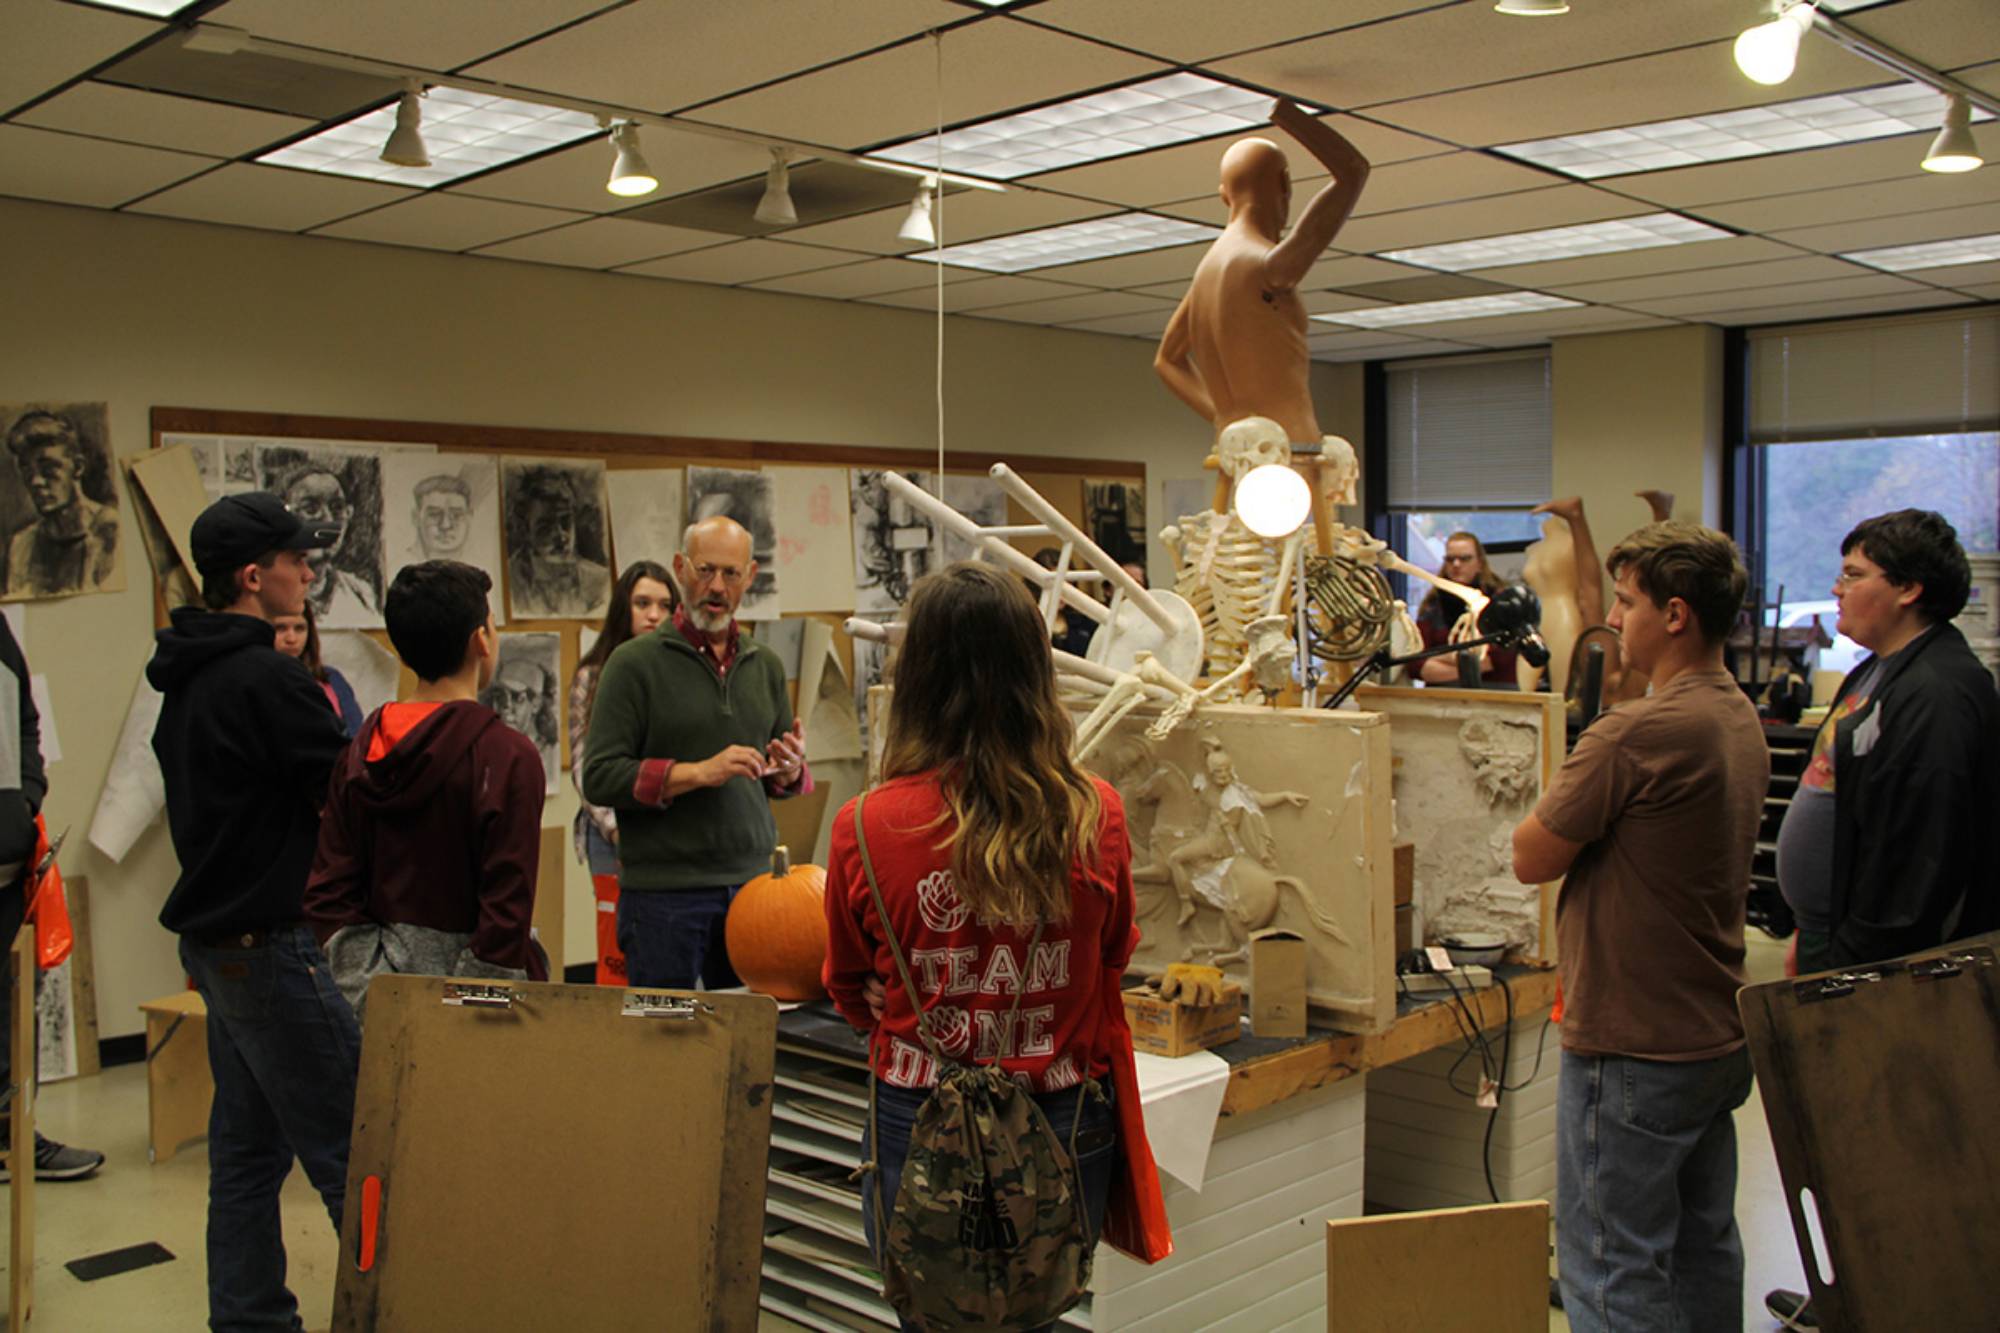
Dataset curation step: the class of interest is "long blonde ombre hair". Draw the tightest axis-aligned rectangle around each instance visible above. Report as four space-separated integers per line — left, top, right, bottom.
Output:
880 562 1102 926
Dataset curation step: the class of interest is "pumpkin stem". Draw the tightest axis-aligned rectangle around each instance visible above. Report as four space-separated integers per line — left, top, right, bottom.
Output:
771 844 790 877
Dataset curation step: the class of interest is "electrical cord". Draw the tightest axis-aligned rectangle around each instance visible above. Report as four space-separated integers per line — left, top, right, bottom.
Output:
1411 968 1556 1205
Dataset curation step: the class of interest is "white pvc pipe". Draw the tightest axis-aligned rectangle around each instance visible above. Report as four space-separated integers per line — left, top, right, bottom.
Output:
881 471 1109 624
990 463 1174 632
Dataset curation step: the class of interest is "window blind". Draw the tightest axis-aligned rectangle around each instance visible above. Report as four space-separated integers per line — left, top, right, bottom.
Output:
1385 350 1552 508
1748 308 2000 444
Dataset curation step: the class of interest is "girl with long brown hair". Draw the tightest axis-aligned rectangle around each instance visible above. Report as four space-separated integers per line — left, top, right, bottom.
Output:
823 561 1160 1328
569 559 675 985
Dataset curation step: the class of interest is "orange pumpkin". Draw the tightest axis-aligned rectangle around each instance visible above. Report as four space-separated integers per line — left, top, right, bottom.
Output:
725 845 830 1001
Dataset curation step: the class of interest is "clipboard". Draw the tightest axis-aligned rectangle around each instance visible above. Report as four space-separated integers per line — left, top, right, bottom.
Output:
1738 937 2000 1332
333 977 778 1331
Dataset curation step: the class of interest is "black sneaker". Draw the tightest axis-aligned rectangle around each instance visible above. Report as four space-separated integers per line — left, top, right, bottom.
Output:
1765 1288 1818 1330
0 1133 105 1182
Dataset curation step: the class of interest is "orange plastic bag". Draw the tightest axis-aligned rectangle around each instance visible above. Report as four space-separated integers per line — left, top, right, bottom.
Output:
26 816 72 970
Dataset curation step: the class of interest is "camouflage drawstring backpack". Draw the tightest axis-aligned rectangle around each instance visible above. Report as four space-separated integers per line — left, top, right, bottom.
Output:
853 794 1094 1332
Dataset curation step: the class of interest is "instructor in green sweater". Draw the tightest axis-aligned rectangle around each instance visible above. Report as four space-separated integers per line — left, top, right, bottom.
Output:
582 515 810 988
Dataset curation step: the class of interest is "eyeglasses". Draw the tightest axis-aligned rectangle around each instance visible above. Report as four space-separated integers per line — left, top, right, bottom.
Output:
1834 568 1883 589
688 562 747 586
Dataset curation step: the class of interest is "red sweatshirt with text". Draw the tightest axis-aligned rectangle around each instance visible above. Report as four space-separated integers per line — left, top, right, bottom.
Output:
823 772 1137 1092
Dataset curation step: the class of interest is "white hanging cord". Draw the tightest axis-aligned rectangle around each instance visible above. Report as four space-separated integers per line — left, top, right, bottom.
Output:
931 30 946 509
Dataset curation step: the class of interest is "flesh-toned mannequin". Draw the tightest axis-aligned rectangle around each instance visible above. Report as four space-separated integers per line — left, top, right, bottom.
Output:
1533 494 1671 703
1519 514 1582 696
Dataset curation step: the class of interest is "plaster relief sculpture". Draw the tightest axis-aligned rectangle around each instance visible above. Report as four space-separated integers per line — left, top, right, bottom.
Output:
1458 716 1541 808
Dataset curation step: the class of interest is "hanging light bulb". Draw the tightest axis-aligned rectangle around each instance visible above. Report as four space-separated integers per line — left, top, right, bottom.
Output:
754 147 797 225
1922 95 1983 173
380 84 429 168
1494 0 1569 15
1734 2 1816 86
897 179 936 245
1233 464 1312 539
606 120 658 197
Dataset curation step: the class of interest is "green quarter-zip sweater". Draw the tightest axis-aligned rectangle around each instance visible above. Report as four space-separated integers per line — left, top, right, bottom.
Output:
580 624 795 892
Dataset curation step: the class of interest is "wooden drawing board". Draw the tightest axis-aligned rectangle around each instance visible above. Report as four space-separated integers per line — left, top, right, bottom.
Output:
1324 1201 1548 1332
333 977 778 1332
7 931 35 1331
1739 939 2000 1333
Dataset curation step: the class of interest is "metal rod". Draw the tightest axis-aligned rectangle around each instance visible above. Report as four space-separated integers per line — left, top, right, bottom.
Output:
1812 13 2000 118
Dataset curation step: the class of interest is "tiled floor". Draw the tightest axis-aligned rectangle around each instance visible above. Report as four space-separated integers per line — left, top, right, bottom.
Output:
2 936 1804 1330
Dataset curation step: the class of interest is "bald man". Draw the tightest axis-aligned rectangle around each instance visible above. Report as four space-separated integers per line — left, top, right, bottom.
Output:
581 517 809 988
1156 99 1369 454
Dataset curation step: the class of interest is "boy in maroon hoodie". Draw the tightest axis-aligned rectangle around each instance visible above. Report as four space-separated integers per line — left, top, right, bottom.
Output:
306 560 547 1021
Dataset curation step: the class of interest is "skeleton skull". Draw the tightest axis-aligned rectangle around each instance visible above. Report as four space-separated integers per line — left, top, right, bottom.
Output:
1320 434 1359 507
1216 416 1292 480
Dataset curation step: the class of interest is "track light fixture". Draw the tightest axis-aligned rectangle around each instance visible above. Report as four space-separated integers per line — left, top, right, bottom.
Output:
380 83 429 168
606 120 658 197
898 178 937 246
1922 95 1984 173
1734 2 1816 86
1494 0 1569 15
754 147 797 225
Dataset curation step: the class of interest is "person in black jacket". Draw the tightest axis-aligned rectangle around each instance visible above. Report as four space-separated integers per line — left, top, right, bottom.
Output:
0 614 103 1182
149 491 359 1332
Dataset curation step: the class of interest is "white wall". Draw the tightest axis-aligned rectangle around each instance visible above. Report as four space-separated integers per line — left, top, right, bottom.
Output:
0 196 1357 1041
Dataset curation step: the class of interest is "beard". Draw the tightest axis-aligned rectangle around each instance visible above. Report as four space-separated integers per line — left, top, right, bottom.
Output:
686 600 734 633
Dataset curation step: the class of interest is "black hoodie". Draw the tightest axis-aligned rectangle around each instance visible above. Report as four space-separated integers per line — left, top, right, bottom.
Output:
147 607 348 936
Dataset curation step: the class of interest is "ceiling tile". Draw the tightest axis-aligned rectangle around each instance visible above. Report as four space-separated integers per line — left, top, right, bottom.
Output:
453 135 775 215
1617 271 1933 317
0 122 214 209
1394 306 1672 338
471 215 724 268
1024 0 1430 65
1661 288 1974 326
1467 318 1677 348
466 0 960 117
1689 167 2000 234
311 193 581 251
1332 184 1640 255
1917 258 2000 289
1602 133 1946 209
16 82 311 157
0 2 157 117
688 20 1167 150
1301 254 1439 291
1025 239 1212 288
1469 235 1806 287
1552 255 1872 302
742 257 937 299
777 188 1108 256
1956 282 2000 300
1150 149 1555 230
208 0 622 72
617 238 855 284
1063 308 1176 338
96 39 399 121
1842 1 2000 74
1315 337 1482 361
1301 291 1393 315
1306 329 1431 353
1367 38 1885 148
127 162 418 231
1961 59 2000 97
1771 203 2000 255
865 273 1093 312
971 290 1174 324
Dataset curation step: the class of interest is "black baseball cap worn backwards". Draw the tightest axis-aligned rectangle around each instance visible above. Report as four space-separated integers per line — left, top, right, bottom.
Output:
190 492 340 575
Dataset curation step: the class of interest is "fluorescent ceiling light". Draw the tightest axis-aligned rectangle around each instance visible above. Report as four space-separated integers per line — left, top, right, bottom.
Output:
1382 213 1731 272
1840 232 2000 272
80 0 206 14
1312 292 1582 329
259 86 599 188
1497 84 1994 179
875 73 1275 181
910 213 1219 274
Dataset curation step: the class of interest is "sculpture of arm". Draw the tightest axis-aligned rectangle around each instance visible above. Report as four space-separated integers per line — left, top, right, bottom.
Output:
1154 298 1217 424
1536 497 1606 628
1264 100 1371 292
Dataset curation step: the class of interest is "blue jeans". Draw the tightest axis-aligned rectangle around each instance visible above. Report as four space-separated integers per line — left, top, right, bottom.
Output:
615 886 741 989
179 928 362 1332
1557 1047 1754 1333
862 1078 1116 1333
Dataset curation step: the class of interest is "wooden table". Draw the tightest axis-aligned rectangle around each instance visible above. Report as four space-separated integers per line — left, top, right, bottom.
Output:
138 991 211 1165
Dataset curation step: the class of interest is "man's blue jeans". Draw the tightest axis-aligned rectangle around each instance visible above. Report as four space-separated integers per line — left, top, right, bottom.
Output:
179 927 361 1332
1557 1047 1754 1333
616 886 741 990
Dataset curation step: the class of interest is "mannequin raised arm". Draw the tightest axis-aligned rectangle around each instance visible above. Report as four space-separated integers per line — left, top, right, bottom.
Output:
1265 100 1371 293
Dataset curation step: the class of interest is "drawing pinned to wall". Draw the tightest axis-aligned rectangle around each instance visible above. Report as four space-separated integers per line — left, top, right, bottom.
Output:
0 402 123 603
258 443 388 629
1085 477 1147 567
685 466 778 620
169 435 259 503
605 467 685 574
500 457 611 621
851 469 937 613
89 673 166 862
321 631 402 718
941 475 1006 565
480 631 562 795
770 466 855 614
380 453 505 624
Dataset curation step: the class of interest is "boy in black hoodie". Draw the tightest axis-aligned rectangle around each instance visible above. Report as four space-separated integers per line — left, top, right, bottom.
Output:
148 491 359 1332
305 561 546 1022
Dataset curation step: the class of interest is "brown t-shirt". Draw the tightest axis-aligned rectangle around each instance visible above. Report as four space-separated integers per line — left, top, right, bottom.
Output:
1535 667 1769 1061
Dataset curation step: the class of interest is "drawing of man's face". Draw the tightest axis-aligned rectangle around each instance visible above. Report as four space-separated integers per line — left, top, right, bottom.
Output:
415 483 471 556
490 658 549 740
16 442 80 517
284 469 351 571
525 484 576 562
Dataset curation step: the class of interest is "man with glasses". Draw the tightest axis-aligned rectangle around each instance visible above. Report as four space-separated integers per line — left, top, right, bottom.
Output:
581 515 809 988
1763 509 2000 1331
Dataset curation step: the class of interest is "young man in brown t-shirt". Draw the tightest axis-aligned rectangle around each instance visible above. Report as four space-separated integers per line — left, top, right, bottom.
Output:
1513 521 1769 1333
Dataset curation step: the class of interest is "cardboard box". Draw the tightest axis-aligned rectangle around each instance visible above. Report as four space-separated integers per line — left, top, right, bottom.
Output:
1249 928 1307 1038
1123 983 1243 1057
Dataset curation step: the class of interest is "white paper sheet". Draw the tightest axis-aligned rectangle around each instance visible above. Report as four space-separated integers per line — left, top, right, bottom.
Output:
771 467 855 614
604 466 684 573
320 631 402 718
88 673 166 862
1131 1048 1230 1191
799 619 862 763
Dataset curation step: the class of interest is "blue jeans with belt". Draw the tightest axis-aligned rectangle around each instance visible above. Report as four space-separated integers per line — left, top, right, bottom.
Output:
862 1077 1117 1333
615 886 742 990
1556 1047 1754 1333
179 927 361 1332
